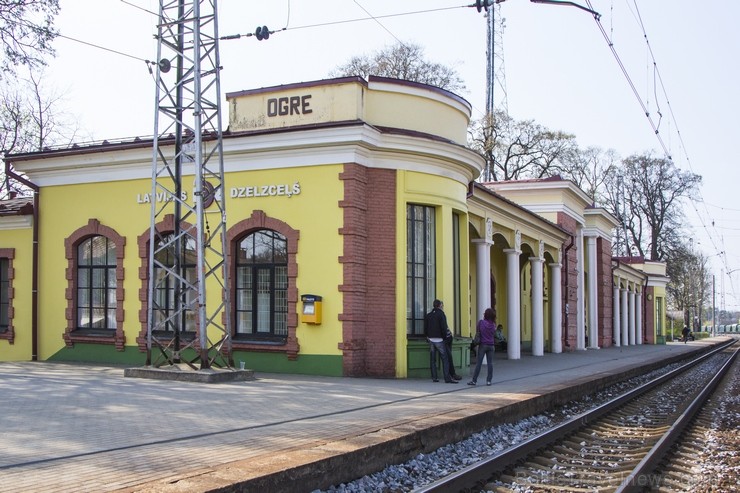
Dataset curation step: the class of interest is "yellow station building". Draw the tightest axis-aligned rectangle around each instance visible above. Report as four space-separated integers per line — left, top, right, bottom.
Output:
1 76 668 377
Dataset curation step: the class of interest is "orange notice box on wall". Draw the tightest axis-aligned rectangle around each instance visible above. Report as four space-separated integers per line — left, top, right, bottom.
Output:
301 294 322 324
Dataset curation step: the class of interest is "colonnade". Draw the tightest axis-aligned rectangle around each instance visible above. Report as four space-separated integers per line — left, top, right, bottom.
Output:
473 224 644 360
474 224 563 360
612 279 644 346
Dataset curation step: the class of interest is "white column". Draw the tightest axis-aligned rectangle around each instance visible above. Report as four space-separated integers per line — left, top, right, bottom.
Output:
473 239 493 323
549 263 563 353
636 290 643 345
530 257 544 356
621 287 629 345
628 289 636 345
576 228 586 350
505 248 521 360
613 282 621 347
587 236 599 349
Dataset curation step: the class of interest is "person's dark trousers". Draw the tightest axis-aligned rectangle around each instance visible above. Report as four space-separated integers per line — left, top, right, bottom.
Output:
469 344 494 384
429 340 452 382
445 341 460 379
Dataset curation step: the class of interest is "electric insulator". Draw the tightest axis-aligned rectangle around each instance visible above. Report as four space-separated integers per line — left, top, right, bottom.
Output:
476 0 493 12
255 25 270 41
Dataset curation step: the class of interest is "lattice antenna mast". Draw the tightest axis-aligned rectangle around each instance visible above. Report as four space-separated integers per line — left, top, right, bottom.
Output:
147 0 232 369
483 2 509 181
486 3 509 117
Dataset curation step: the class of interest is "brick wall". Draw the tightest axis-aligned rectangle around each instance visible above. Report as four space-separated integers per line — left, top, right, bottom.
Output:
596 237 614 347
339 164 397 377
556 213 578 351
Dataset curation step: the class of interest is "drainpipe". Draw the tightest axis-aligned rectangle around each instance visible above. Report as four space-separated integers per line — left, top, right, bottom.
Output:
5 163 40 361
562 234 575 348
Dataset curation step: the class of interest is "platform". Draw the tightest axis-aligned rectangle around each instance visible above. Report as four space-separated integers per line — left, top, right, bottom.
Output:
0 337 730 493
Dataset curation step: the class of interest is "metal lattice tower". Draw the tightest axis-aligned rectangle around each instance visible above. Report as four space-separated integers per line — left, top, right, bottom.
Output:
482 2 509 182
486 3 509 117
147 0 232 369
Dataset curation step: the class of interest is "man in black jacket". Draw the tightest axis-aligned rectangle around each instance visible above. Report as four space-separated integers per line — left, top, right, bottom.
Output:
424 300 457 383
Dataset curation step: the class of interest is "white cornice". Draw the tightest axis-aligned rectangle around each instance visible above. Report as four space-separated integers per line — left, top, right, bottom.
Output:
515 202 585 226
490 179 593 207
13 125 485 188
0 216 33 230
582 226 613 242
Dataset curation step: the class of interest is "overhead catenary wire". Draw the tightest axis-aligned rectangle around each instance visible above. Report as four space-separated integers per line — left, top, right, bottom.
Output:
630 1 726 271
585 0 730 276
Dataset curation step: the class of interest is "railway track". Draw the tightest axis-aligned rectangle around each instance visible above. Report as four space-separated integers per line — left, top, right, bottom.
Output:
649 348 740 492
412 339 738 493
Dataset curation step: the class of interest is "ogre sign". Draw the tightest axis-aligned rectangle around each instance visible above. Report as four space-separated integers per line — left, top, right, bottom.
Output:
267 95 312 117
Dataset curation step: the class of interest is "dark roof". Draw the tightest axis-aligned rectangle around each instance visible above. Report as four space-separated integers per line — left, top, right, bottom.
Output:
0 197 33 216
471 182 572 237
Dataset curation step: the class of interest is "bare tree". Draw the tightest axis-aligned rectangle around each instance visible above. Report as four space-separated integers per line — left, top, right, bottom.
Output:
1 70 81 198
23 69 80 149
468 110 577 181
560 146 620 203
601 153 701 261
331 42 466 93
0 0 59 76
666 245 712 330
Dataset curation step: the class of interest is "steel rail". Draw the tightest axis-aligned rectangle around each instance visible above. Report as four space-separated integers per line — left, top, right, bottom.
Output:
412 339 738 493
615 342 740 493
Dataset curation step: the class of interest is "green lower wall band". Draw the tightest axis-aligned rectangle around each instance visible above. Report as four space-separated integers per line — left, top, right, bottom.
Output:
48 345 344 376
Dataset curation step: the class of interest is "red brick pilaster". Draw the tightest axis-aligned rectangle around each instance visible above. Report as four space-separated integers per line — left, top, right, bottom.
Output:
338 164 396 377
557 213 578 351
596 236 614 347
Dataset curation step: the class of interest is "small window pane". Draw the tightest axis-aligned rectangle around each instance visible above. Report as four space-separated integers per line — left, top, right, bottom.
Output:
91 236 108 266
236 311 251 334
78 239 92 265
78 307 90 328
253 232 271 263
273 236 287 263
107 309 117 329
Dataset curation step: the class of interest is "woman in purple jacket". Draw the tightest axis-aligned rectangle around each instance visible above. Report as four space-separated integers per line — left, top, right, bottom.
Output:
468 307 496 386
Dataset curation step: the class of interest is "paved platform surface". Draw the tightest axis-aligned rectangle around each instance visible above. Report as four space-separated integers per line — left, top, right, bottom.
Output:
0 337 731 493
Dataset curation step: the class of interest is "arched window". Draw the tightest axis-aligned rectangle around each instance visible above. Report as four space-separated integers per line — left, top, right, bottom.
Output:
77 235 117 331
64 219 125 349
152 233 197 334
235 229 288 339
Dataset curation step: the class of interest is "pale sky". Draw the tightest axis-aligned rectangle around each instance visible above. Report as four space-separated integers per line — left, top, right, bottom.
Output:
43 0 740 308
